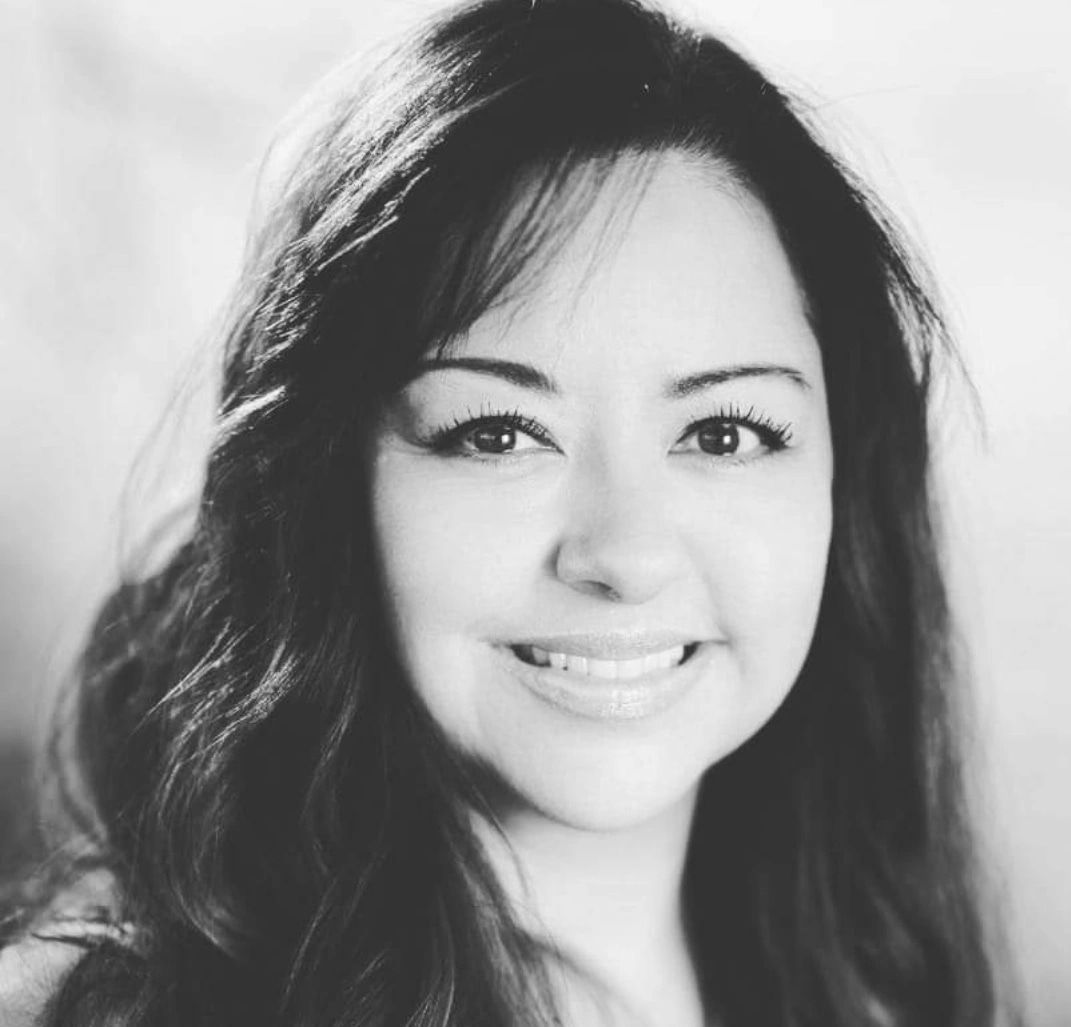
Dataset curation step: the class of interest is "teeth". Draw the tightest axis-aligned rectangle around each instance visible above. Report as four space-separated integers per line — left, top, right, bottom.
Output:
641 653 662 675
564 654 588 675
527 647 550 667
525 644 687 677
586 658 616 680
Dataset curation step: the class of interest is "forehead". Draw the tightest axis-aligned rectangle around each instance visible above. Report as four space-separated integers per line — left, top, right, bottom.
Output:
443 151 822 386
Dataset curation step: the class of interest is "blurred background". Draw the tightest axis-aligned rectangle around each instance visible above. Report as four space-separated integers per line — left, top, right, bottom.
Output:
1 0 1068 1020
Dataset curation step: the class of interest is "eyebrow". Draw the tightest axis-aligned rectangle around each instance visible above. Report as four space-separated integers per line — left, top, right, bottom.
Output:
413 357 558 393
666 364 811 397
412 357 811 396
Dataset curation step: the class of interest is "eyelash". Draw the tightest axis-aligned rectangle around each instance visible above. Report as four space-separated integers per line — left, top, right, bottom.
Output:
423 403 794 458
425 406 557 455
690 402 794 452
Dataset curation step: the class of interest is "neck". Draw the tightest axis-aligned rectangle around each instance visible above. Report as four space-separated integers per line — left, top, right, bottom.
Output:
476 789 705 1026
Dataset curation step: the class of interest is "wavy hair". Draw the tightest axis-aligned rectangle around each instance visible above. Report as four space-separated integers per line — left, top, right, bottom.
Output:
6 0 1005 1023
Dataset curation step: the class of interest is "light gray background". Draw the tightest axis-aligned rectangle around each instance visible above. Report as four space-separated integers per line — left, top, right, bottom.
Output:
1 0 1067 1022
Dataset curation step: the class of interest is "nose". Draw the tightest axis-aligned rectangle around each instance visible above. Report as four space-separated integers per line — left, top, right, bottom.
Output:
553 468 687 605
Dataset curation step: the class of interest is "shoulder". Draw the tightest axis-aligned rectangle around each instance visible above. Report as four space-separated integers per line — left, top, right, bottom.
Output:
0 870 133 1025
0 926 91 1026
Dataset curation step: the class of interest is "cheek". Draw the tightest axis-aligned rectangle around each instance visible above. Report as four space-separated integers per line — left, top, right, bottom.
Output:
696 475 831 694
373 463 544 636
371 456 551 744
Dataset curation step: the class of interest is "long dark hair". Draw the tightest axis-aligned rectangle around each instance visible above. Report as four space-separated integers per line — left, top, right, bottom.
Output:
7 0 1005 1023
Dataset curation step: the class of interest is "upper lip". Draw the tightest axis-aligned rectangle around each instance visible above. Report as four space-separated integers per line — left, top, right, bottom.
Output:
508 631 704 660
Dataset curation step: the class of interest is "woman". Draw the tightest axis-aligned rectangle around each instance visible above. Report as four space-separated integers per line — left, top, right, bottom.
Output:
0 0 1009 1023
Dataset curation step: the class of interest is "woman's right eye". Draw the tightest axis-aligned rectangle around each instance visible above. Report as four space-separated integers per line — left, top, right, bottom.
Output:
459 420 539 455
429 411 558 458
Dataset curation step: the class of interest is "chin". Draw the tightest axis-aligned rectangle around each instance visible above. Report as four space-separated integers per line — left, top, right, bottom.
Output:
469 710 742 835
514 768 703 834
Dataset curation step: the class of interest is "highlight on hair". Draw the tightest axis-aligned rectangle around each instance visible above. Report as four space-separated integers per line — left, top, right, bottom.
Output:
3 0 1011 1023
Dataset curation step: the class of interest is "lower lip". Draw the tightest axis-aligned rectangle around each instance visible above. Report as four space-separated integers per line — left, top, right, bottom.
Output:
500 644 711 722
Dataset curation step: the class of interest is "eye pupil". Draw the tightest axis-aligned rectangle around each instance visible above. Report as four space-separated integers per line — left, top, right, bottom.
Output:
471 424 515 453
697 421 739 455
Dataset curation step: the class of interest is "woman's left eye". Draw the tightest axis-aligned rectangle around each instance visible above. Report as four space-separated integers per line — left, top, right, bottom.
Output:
674 414 792 460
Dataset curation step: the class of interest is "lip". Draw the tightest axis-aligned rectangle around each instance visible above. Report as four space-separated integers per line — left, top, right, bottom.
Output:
507 630 701 661
498 638 714 722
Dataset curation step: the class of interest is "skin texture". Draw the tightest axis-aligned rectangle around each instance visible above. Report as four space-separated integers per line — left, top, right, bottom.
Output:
371 152 833 837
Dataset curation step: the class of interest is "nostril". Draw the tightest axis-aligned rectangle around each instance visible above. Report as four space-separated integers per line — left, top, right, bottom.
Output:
553 524 686 607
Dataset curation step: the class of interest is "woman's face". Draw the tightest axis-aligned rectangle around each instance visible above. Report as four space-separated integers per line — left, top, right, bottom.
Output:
371 153 833 831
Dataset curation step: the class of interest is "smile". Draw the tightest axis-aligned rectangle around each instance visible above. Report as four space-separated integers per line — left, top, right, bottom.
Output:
511 643 698 680
500 634 709 721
